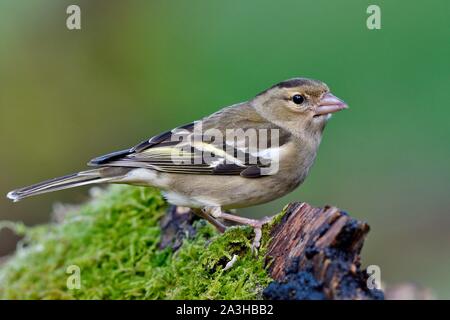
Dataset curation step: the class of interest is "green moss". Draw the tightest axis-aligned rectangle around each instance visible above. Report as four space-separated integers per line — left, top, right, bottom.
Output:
0 186 273 299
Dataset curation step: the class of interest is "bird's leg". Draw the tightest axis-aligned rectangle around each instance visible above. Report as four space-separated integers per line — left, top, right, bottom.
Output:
191 207 227 233
204 206 273 252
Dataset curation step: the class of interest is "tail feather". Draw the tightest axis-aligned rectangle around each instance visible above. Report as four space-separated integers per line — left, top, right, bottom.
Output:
7 169 116 202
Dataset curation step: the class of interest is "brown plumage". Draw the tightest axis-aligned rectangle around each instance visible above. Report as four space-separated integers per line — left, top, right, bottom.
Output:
7 77 348 251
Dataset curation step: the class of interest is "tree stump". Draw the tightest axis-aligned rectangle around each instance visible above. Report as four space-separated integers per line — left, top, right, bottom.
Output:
263 202 383 300
160 202 384 300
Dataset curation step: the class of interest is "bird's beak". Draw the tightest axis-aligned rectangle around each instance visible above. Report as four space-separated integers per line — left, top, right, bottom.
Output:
315 93 348 116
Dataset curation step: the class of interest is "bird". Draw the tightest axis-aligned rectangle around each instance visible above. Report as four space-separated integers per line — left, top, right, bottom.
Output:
7 77 348 251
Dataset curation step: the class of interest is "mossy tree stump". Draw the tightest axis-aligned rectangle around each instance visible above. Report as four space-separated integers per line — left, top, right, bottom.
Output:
0 186 383 300
161 203 383 300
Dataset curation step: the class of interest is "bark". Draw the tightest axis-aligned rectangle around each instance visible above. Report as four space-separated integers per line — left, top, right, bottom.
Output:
263 202 383 300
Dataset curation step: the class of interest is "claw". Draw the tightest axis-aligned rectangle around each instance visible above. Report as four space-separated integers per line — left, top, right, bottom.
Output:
249 216 273 255
251 227 262 254
200 208 274 255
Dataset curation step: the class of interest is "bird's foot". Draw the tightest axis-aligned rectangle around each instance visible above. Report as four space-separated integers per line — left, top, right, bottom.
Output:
246 216 273 254
204 207 273 254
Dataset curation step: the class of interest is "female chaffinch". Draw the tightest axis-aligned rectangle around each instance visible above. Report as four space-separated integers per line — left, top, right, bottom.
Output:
8 77 348 250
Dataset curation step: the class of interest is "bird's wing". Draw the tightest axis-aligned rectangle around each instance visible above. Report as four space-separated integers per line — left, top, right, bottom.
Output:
88 104 291 177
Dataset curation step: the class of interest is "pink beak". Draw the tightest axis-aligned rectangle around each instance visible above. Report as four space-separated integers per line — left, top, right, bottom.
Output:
315 93 348 116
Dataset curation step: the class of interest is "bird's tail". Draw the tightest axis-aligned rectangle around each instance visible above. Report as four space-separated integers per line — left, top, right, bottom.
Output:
6 168 122 202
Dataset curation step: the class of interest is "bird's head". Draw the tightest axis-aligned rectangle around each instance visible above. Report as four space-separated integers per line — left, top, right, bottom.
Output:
251 77 348 138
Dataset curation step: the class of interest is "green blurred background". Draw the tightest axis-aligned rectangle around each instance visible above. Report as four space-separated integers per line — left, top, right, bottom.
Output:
1 0 449 297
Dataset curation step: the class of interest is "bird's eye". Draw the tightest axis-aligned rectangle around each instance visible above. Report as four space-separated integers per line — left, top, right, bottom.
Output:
292 94 305 105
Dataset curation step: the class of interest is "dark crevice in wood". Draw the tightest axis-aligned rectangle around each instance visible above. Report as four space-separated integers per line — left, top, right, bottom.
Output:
158 205 200 251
